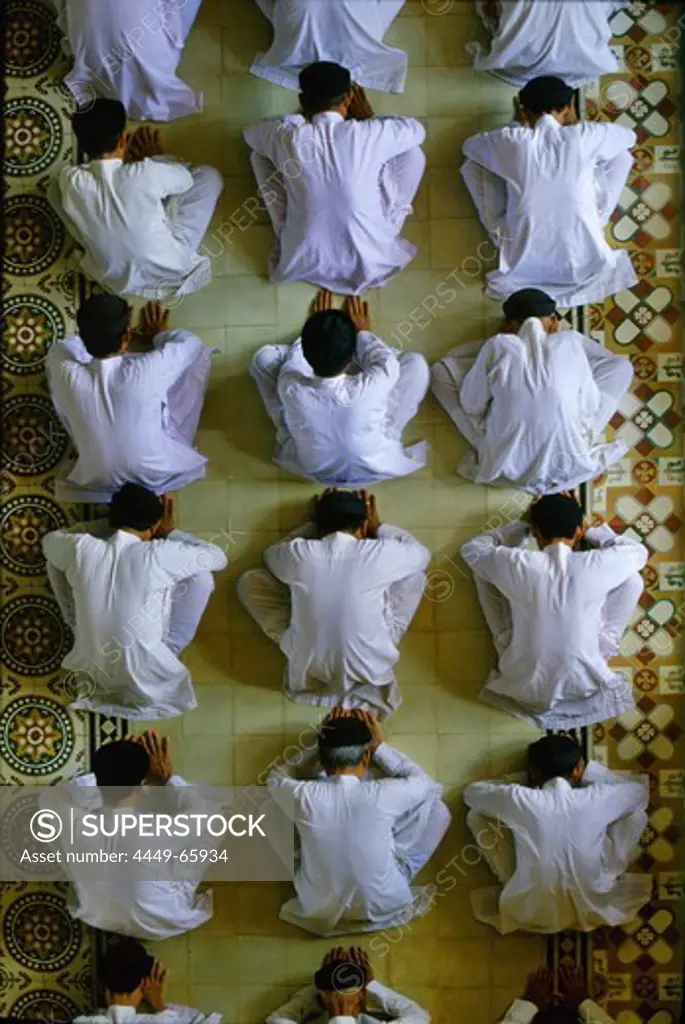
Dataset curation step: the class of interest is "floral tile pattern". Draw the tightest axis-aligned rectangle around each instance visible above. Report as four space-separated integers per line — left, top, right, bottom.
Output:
580 3 684 1018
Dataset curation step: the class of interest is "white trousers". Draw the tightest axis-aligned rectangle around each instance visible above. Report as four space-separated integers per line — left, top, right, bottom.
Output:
251 343 429 452
474 570 644 662
250 147 426 242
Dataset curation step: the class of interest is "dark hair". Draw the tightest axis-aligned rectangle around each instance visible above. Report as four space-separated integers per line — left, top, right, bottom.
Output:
91 739 150 799
315 959 367 993
77 294 131 358
299 61 351 116
529 494 583 541
532 1009 580 1024
318 717 372 773
100 937 154 995
315 490 367 537
528 735 583 784
73 98 127 158
519 76 575 115
109 484 165 532
301 309 357 377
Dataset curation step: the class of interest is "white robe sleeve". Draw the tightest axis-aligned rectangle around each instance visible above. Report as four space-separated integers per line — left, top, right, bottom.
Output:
42 529 78 573
265 983 318 1024
144 329 207 390
374 116 426 158
152 1008 222 1024
459 337 496 421
146 533 228 587
496 999 539 1024
355 331 400 388
460 521 529 589
366 980 430 1022
577 121 637 162
463 780 520 824
582 761 648 824
583 525 648 588
243 116 303 158
143 157 195 198
263 538 302 585
373 742 441 815
374 525 431 581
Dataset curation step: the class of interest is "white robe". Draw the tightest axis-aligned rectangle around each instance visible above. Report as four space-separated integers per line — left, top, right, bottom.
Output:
468 0 628 87
461 521 648 729
244 112 425 293
464 760 651 934
42 525 227 719
247 524 430 715
252 333 429 483
55 0 203 121
267 743 450 935
266 979 430 1024
499 997 614 1023
431 318 632 493
54 157 222 299
46 330 213 502
64 774 215 939
76 1008 220 1024
251 0 407 94
461 115 637 305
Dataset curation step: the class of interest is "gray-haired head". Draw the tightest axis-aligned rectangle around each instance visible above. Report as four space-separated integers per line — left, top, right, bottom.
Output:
318 717 373 775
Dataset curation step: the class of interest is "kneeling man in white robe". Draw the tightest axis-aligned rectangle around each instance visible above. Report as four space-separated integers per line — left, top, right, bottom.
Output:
465 734 651 934
47 296 213 503
237 490 430 717
244 61 425 293
75 935 222 1024
467 0 627 87
431 287 632 493
52 100 222 300
54 0 204 121
461 76 637 305
251 0 408 94
66 732 216 939
268 710 451 936
267 945 429 1023
461 492 647 729
252 290 429 483
43 485 227 719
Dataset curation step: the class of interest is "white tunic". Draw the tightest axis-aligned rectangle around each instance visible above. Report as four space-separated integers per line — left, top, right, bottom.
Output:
267 979 429 1024
275 334 427 483
444 318 628 492
244 112 425 292
464 761 651 933
462 116 637 305
57 159 210 299
56 0 202 121
267 743 443 935
46 331 211 501
251 0 407 93
499 997 614 1024
264 525 430 704
468 0 627 87
64 774 216 940
461 521 648 728
42 527 227 719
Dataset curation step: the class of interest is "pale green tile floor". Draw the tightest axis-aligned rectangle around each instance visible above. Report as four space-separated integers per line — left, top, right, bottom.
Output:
136 1 546 1019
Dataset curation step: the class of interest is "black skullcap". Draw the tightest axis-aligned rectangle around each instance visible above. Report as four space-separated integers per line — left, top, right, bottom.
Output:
502 288 557 321
77 294 130 356
519 76 574 115
299 62 351 103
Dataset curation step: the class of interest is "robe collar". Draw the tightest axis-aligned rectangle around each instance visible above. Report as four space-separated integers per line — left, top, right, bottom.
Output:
542 777 572 791
311 111 345 124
